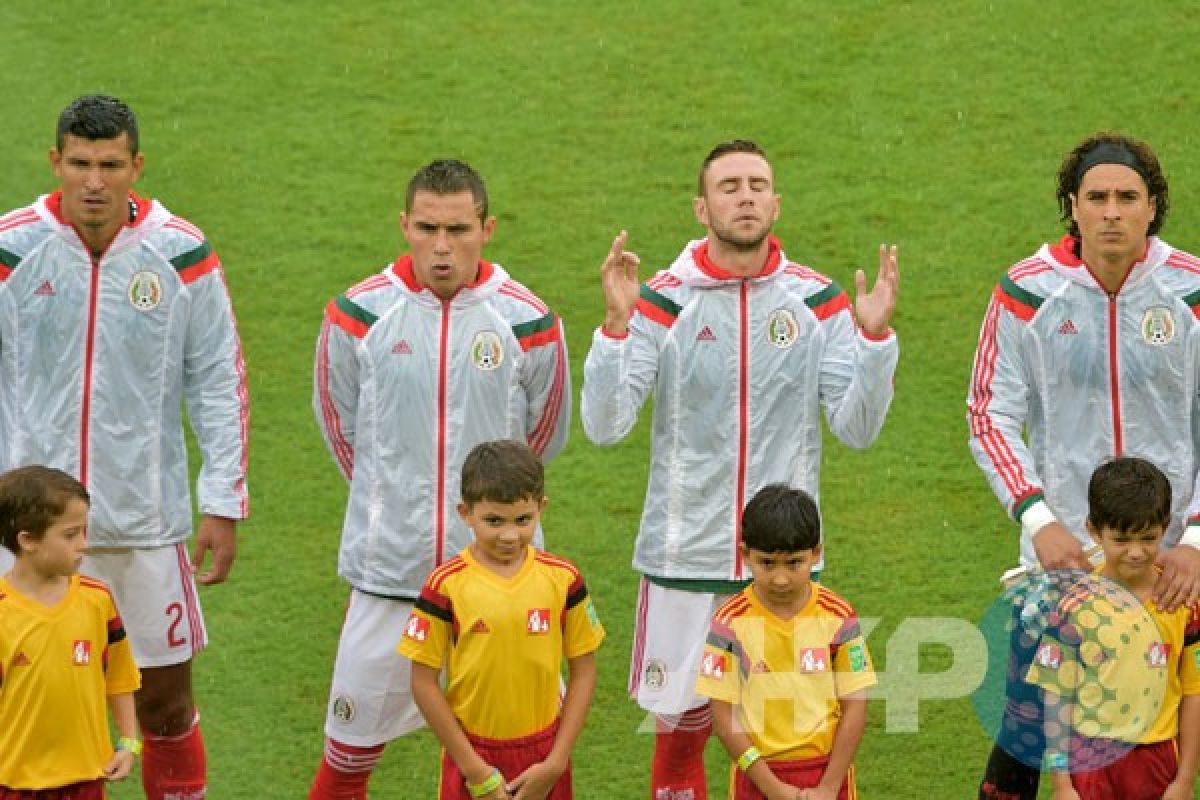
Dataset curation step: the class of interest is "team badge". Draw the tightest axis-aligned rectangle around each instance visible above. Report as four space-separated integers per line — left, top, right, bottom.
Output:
1036 643 1062 670
332 694 355 723
766 308 799 349
471 331 504 370
1146 642 1171 668
644 659 668 691
700 651 728 679
128 271 163 311
798 647 828 673
403 614 430 642
72 640 91 666
848 642 868 673
1141 306 1175 346
527 608 551 634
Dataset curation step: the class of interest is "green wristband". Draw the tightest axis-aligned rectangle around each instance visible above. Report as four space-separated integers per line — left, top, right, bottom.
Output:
737 746 762 771
467 768 503 798
116 736 142 756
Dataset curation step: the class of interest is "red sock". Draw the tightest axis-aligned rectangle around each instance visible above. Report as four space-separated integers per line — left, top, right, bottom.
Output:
307 739 385 800
650 707 711 800
141 712 207 800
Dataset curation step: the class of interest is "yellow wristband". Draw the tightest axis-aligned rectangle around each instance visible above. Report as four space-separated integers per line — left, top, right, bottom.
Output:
116 736 142 756
467 768 503 798
737 746 761 772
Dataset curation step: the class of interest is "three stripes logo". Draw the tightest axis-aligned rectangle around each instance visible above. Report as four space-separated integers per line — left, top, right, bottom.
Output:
1057 319 1078 335
695 325 716 342
34 280 55 296
392 340 412 355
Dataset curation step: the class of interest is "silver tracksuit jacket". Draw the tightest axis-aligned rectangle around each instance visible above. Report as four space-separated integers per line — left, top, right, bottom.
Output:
582 237 898 581
968 235 1200 568
313 256 570 598
0 192 250 547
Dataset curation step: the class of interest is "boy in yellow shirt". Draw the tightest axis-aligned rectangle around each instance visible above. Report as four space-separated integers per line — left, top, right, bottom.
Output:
0 466 141 798
697 484 876 800
1026 457 1200 800
399 441 604 799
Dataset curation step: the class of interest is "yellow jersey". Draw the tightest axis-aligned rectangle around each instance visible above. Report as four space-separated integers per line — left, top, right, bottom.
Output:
1026 569 1200 744
398 546 605 740
0 575 141 789
696 583 876 760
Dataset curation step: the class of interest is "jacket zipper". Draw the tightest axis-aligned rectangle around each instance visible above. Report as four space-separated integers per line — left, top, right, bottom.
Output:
735 281 749 578
435 300 451 566
1107 292 1123 457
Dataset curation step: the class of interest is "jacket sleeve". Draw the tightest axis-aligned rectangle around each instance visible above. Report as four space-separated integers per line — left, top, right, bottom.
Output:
182 255 250 520
517 312 571 462
966 290 1047 522
581 298 663 446
312 300 360 483
816 290 899 450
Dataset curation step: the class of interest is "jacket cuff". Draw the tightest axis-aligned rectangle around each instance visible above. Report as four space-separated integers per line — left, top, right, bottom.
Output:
596 325 629 341
858 326 895 343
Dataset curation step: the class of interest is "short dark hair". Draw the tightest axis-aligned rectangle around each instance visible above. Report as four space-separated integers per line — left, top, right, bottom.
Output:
405 159 489 222
56 94 139 155
460 440 544 506
698 139 769 196
741 484 821 553
1087 457 1171 534
1057 132 1169 239
0 465 90 553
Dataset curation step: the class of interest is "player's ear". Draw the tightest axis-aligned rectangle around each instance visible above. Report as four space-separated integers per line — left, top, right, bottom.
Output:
1085 519 1099 542
537 496 549 513
693 195 708 227
812 543 823 561
15 529 39 554
456 501 471 522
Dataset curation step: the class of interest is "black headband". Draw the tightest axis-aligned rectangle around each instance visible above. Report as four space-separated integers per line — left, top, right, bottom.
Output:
1073 141 1151 190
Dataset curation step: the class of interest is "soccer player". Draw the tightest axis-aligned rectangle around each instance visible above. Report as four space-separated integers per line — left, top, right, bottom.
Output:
1024 457 1200 800
697 484 875 800
581 139 898 799
399 440 604 800
0 95 249 799
0 465 142 798
967 132 1200 799
310 161 571 798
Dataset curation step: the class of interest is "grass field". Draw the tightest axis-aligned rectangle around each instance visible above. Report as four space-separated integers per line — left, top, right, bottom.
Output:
5 1 1200 797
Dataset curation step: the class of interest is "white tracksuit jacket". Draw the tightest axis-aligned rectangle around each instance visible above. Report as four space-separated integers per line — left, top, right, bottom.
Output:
313 256 570 598
582 237 898 581
968 235 1200 568
0 192 249 547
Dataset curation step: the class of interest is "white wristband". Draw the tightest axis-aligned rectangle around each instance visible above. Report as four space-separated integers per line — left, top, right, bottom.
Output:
1019 500 1057 542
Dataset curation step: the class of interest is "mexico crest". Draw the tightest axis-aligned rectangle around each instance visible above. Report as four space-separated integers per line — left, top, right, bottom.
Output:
128 271 163 311
766 308 798 349
1141 306 1174 346
471 331 504 370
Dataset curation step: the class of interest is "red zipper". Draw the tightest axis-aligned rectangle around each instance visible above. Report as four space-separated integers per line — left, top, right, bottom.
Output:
1107 294 1123 456
435 300 451 566
734 281 749 578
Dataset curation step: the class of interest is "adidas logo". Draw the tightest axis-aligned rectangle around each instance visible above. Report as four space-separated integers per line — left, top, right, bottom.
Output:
392 340 412 355
696 325 716 342
34 280 55 296
470 619 490 634
13 651 31 667
1057 319 1078 335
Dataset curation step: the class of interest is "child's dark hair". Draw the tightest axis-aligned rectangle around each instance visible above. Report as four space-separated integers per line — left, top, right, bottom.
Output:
741 484 821 552
1087 456 1171 533
0 465 90 553
460 440 544 506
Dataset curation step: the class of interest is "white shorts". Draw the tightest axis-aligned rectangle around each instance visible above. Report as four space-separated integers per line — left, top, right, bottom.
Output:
628 578 732 716
322 589 427 746
81 543 208 668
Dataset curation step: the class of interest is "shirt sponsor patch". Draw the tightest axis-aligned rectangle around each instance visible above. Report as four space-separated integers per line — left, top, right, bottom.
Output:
403 614 430 642
1146 642 1171 668
527 608 551 634
798 647 828 673
700 651 728 680
1036 643 1062 670
72 640 91 666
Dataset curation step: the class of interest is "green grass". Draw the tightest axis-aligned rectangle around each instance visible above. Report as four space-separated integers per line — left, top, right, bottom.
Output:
5 0 1200 796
